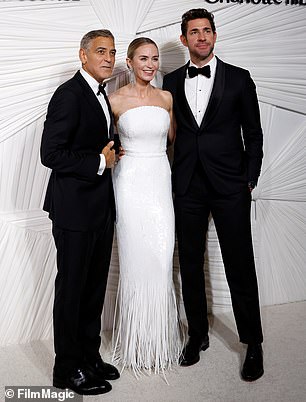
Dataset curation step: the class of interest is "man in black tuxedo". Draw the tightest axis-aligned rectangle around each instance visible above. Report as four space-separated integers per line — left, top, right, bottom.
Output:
41 29 120 395
163 9 264 381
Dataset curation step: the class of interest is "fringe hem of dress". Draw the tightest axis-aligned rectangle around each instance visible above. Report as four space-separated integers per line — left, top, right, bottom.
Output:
111 278 186 379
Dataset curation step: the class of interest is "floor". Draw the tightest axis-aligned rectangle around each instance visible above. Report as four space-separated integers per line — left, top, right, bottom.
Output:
1 301 305 402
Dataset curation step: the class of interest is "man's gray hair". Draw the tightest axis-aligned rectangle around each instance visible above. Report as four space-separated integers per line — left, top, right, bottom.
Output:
80 29 114 51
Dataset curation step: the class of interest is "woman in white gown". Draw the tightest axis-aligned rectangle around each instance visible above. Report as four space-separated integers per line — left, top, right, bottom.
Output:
109 38 184 375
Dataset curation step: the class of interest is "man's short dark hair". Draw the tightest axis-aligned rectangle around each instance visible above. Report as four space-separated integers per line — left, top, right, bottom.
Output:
181 9 216 36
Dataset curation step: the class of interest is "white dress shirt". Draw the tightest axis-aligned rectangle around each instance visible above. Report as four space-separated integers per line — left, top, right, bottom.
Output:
80 68 111 175
185 56 217 126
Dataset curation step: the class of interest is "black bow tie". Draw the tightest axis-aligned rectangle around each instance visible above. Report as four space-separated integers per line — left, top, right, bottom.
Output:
97 83 106 96
188 65 211 79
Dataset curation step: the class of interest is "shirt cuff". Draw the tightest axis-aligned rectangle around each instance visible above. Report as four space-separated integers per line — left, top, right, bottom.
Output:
97 154 106 175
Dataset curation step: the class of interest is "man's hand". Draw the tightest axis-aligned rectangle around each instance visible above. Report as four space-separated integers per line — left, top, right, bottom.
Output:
102 141 115 168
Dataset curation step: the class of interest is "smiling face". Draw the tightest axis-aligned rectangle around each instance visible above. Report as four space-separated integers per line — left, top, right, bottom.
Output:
180 18 217 66
127 44 159 83
79 36 116 83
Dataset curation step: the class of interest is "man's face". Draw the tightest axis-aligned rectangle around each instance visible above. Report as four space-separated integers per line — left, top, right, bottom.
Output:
180 18 217 65
79 36 116 83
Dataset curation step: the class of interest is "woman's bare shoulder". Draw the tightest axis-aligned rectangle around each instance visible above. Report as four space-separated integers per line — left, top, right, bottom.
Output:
153 87 173 110
109 85 129 102
109 85 140 119
109 86 131 116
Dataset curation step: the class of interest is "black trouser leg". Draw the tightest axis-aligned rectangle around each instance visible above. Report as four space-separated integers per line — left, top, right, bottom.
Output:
52 213 114 372
211 189 263 344
80 213 114 363
174 170 211 340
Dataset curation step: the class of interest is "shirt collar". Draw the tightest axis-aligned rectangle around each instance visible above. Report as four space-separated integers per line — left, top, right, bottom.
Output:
80 68 100 94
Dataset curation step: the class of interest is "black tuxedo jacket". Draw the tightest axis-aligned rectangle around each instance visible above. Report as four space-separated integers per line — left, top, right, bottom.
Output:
163 57 263 196
41 71 114 231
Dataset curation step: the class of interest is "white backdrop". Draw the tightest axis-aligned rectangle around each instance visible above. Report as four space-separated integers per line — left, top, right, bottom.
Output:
0 0 305 346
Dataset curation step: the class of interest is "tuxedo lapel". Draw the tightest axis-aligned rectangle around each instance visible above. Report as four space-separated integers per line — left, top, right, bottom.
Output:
74 71 109 134
101 87 114 140
199 57 225 131
176 63 199 131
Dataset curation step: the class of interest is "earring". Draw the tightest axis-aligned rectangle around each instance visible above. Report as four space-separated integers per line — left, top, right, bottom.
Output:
127 66 135 85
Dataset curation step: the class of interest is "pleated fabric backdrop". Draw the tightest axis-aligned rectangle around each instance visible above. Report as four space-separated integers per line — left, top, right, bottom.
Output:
0 0 305 345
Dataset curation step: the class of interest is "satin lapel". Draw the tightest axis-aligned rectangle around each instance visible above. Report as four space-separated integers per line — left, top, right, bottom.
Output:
199 57 225 131
102 88 114 140
74 71 108 131
176 63 199 131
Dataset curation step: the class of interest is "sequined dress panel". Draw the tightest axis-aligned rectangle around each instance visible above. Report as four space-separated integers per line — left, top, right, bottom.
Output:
112 106 183 374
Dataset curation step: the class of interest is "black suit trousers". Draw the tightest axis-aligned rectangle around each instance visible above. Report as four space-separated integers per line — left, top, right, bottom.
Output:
174 165 263 344
52 210 114 372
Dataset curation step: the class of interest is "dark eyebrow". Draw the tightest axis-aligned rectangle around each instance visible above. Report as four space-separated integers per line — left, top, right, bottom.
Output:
190 27 211 32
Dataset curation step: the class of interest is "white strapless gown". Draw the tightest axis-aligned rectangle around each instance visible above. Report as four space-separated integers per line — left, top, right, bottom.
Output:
112 106 184 375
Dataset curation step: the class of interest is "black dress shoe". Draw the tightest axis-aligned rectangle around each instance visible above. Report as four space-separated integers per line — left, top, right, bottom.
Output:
86 358 120 381
53 367 112 395
241 344 264 381
180 335 209 366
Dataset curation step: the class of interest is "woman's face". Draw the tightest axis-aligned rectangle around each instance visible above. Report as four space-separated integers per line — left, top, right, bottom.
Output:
127 44 159 83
